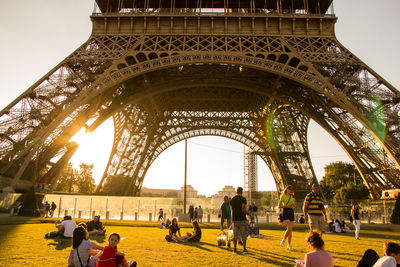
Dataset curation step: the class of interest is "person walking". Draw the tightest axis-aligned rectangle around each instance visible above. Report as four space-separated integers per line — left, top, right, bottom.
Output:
230 187 251 254
158 208 164 221
279 185 296 250
303 184 327 233
50 201 57 218
352 203 361 240
220 196 232 231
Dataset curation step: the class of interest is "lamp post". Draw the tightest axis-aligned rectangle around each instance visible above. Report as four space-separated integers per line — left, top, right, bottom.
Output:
184 139 187 214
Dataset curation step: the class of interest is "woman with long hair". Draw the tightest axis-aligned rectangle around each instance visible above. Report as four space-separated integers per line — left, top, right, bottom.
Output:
68 226 103 267
279 185 296 250
168 217 181 241
352 203 361 240
296 231 334 267
177 221 202 243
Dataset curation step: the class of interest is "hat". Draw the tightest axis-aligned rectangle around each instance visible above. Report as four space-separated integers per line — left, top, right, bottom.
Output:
312 184 319 188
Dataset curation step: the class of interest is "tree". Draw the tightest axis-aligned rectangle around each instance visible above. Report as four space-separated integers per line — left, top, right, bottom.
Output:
101 175 131 196
76 163 96 194
333 183 370 204
53 163 96 194
53 163 79 193
320 161 364 199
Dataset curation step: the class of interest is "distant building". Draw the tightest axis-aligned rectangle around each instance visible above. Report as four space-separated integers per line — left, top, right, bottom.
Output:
177 185 198 198
211 185 236 199
141 187 179 197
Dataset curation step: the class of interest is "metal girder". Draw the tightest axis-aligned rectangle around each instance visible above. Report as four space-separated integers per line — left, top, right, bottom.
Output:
1 7 400 199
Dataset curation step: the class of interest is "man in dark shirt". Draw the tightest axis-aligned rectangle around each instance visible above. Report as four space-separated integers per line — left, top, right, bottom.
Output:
230 187 251 254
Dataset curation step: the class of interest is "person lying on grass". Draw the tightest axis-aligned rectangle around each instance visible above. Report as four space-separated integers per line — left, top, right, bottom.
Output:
96 233 136 267
68 226 103 267
176 221 202 243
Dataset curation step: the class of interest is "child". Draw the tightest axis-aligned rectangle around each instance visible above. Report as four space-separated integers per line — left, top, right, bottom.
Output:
96 233 136 267
248 217 257 236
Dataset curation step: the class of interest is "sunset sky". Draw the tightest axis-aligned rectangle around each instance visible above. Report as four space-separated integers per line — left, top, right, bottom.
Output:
0 0 399 196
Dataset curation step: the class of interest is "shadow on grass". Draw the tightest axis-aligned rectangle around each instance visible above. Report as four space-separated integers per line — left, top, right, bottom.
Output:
200 241 297 266
177 241 213 252
47 238 72 250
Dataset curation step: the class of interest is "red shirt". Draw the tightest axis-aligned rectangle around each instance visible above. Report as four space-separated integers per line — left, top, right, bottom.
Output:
96 246 117 267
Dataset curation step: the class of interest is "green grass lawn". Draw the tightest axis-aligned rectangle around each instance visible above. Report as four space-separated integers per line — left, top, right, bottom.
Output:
0 218 399 266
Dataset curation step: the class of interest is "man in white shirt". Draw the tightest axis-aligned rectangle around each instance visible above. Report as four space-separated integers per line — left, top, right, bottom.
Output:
57 215 76 238
373 241 400 267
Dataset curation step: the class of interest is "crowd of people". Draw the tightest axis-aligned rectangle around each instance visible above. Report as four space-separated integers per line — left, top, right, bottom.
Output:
40 183 400 266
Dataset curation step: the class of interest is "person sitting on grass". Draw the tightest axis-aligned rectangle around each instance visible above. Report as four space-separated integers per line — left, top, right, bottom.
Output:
87 215 106 236
341 220 350 233
160 218 171 229
167 218 181 241
334 219 342 233
96 233 136 267
361 241 400 267
295 231 334 267
46 215 76 239
68 226 103 267
177 221 202 243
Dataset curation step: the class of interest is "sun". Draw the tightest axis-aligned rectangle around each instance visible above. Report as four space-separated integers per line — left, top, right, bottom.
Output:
68 119 114 184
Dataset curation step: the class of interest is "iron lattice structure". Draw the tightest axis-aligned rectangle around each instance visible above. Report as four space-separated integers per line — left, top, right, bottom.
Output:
244 146 258 203
1 0 400 199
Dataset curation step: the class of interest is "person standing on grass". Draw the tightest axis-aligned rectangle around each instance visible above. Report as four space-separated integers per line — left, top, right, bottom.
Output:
352 203 362 240
50 201 57 217
158 208 164 221
279 185 296 250
197 205 203 223
220 196 232 231
230 187 252 255
303 184 327 234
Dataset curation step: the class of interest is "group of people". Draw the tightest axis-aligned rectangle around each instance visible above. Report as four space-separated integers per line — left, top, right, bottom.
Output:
67 226 136 267
328 219 350 233
44 214 137 266
40 200 57 218
188 205 203 223
165 218 202 243
45 215 106 239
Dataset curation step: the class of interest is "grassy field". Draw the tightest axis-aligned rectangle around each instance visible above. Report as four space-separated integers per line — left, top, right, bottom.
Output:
0 218 399 266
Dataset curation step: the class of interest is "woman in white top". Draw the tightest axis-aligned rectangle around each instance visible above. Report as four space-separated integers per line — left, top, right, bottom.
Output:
68 226 103 267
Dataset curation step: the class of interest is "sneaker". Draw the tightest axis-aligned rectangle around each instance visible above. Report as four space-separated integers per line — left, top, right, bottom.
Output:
287 245 293 250
243 249 248 254
129 261 137 267
233 249 237 254
356 237 360 240
280 239 285 247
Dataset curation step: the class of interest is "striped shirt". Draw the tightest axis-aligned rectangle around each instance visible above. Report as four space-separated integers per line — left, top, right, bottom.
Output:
305 192 324 215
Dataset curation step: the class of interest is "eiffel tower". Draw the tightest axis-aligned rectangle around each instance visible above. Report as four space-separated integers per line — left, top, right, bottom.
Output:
1 0 400 199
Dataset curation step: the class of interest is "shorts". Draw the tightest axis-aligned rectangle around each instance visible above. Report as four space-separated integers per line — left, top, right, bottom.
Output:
309 214 326 232
282 208 294 222
233 220 248 241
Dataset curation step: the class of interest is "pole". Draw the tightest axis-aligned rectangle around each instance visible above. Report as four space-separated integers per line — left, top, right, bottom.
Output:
184 139 187 214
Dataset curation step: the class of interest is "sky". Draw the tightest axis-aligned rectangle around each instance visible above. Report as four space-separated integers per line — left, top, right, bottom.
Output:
0 0 399 196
